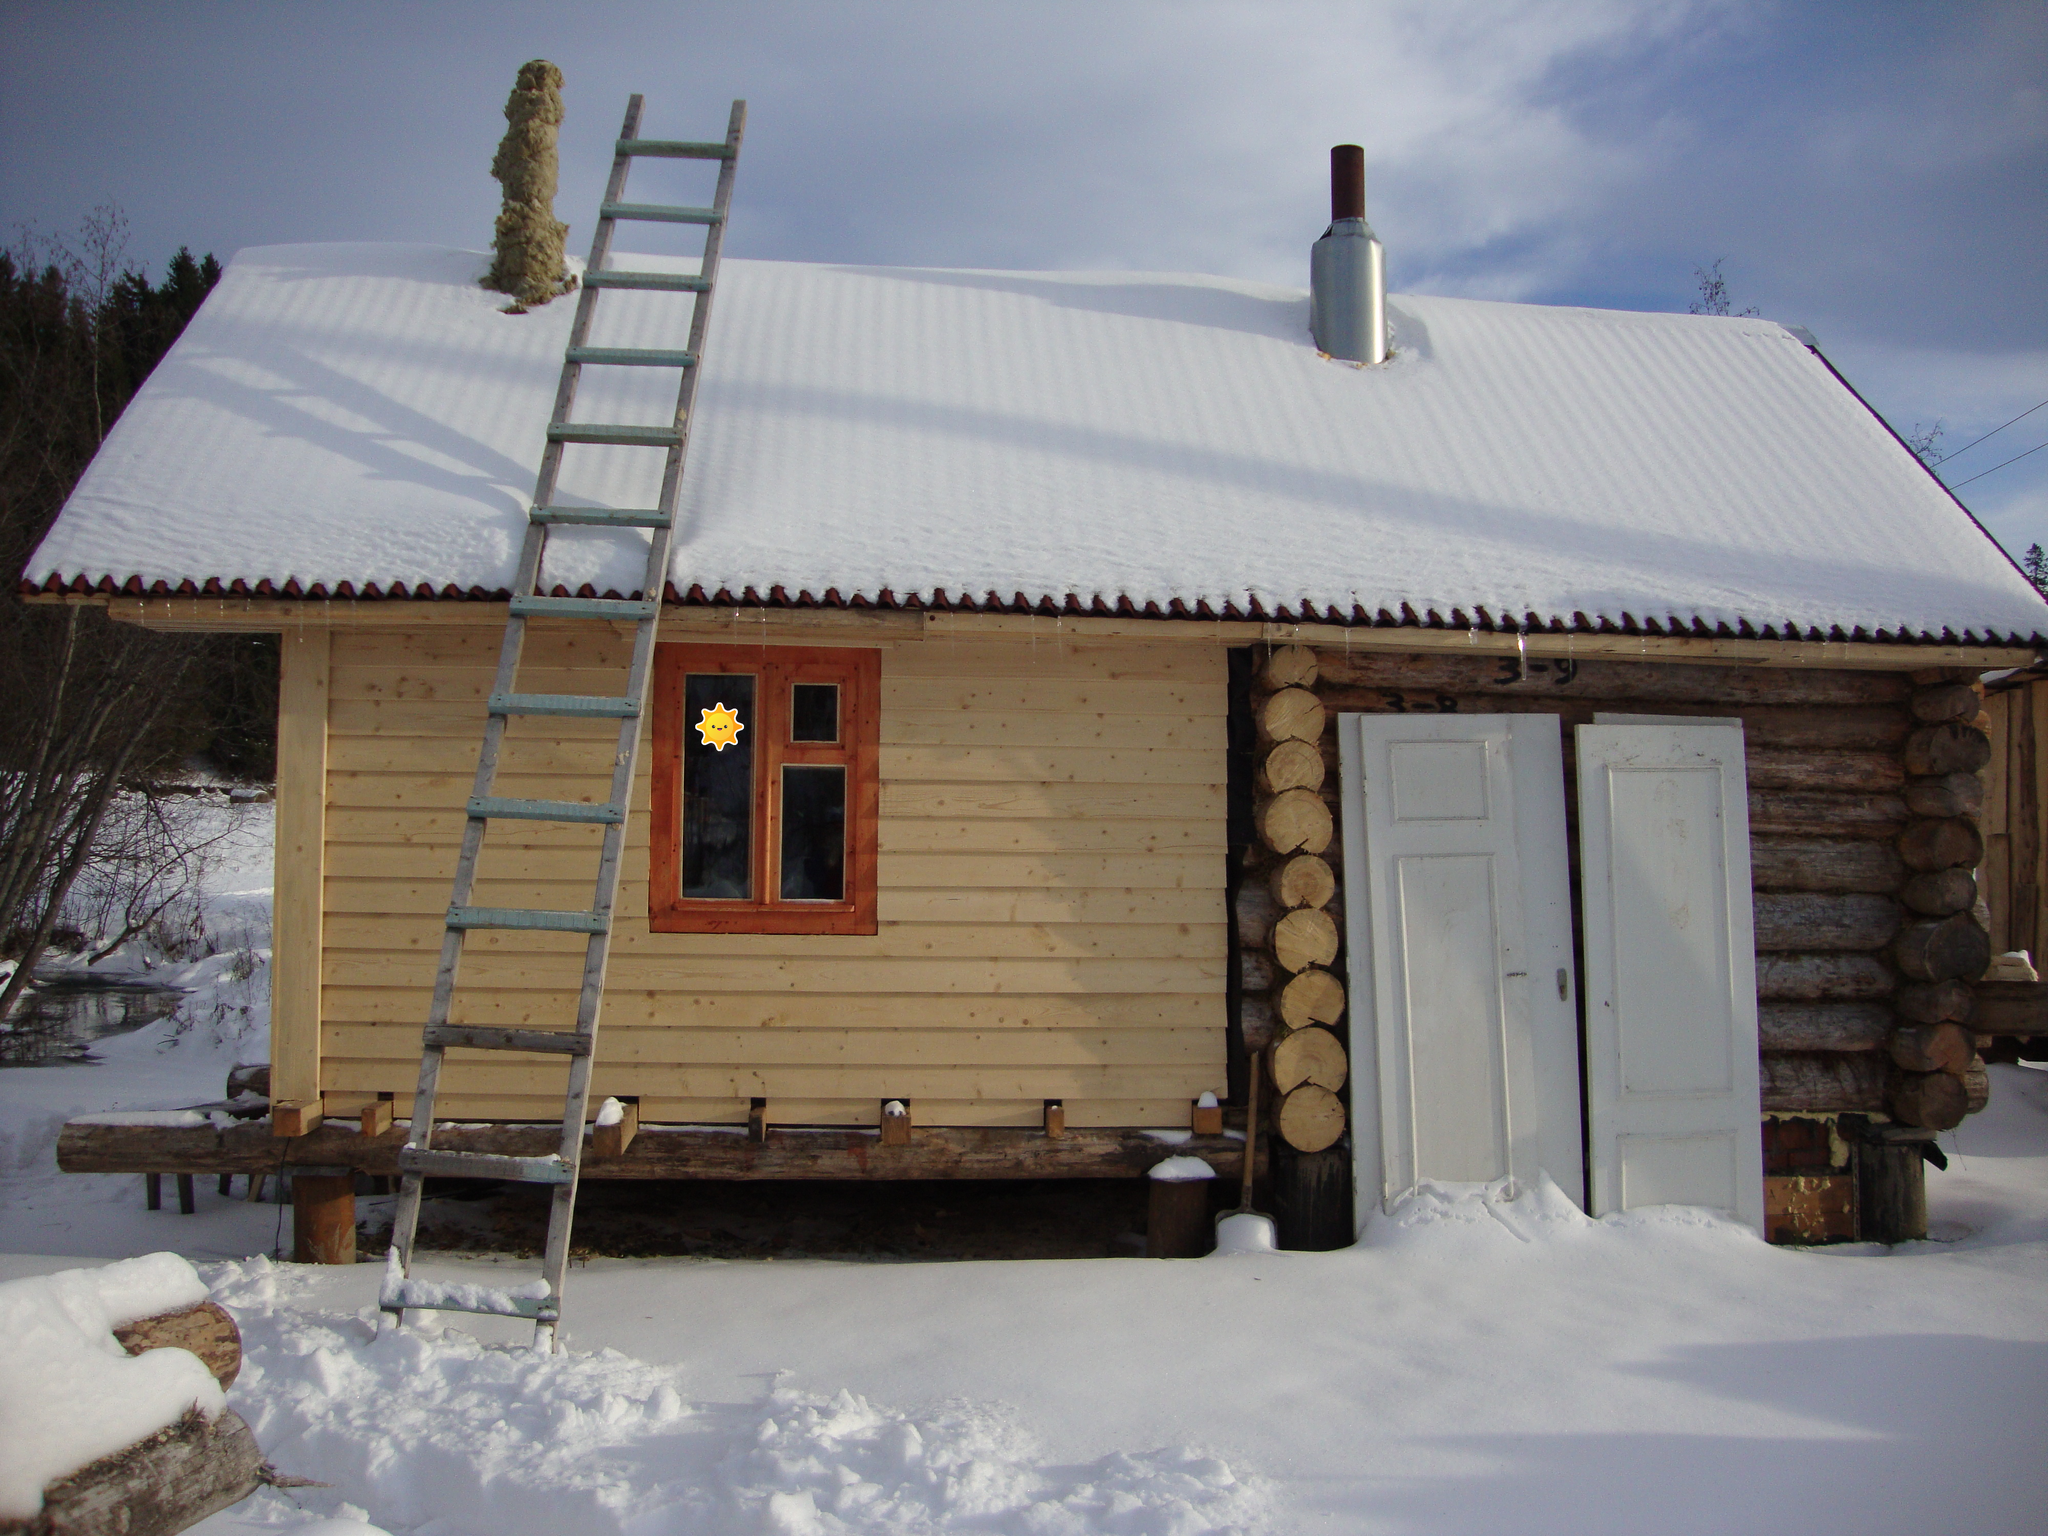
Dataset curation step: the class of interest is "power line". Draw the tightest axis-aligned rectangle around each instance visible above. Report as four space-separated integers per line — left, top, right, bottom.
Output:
1933 396 2048 467
1949 439 2048 490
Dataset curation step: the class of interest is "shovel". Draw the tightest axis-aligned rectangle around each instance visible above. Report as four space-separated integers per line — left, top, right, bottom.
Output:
1215 1054 1277 1252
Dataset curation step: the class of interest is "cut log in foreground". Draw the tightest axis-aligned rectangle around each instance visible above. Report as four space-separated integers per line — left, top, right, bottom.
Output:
58 1119 1256 1181
113 1301 241 1389
11 1408 263 1536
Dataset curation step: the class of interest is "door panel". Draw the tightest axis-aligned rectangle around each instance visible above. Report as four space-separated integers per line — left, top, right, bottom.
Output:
1340 713 1583 1216
1577 722 1763 1232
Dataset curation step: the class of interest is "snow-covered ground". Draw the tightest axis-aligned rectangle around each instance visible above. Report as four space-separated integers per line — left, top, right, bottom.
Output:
2 804 2045 1534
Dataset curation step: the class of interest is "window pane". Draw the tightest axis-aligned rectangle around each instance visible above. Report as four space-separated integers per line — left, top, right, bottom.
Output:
791 683 839 742
682 674 754 899
780 765 846 901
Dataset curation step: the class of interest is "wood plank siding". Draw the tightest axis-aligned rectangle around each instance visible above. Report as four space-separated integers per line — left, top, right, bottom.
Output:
316 621 1230 1126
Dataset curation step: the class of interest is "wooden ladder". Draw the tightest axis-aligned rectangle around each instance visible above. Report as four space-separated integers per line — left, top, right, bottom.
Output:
380 94 745 1352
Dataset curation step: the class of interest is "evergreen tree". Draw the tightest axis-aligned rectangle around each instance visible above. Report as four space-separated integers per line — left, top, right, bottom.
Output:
2024 544 2048 598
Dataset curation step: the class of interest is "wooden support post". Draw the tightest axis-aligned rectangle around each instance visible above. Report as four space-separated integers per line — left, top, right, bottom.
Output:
360 1094 395 1138
1146 1161 1215 1257
1043 1099 1065 1138
272 625 329 1128
1858 1141 1928 1243
271 1100 323 1138
291 1172 356 1265
1190 1094 1223 1136
145 1173 161 1211
592 1096 639 1159
176 1173 195 1215
880 1098 912 1147
748 1097 769 1142
1273 1145 1354 1250
217 1174 233 1197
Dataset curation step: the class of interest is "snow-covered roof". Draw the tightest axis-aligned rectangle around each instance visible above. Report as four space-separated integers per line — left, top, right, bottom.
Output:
29 242 2047 644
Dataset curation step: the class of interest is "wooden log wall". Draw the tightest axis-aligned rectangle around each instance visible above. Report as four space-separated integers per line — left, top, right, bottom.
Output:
1228 647 1998 1172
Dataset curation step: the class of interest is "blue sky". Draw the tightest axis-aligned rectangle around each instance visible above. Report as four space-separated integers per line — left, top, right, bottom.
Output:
5 0 2044 559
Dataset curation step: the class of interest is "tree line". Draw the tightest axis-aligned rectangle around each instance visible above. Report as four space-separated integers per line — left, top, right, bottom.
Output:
1 209 276 1017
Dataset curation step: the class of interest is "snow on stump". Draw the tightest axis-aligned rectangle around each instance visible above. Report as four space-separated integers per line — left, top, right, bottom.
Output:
484 59 575 310
1147 1155 1216 1258
0 1255 261 1535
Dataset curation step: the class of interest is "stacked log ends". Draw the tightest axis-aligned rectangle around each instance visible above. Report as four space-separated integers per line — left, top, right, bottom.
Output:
1257 787 1333 855
1272 1025 1348 1094
1244 645 1352 1154
1886 680 1992 1131
1271 853 1337 909
1276 1084 1346 1153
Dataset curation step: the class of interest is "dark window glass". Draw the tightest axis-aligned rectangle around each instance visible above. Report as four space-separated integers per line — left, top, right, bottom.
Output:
780 765 847 901
681 674 754 899
791 683 839 742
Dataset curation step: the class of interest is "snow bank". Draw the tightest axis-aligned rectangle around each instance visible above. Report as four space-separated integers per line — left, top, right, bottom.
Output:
0 1253 225 1518
207 1257 1267 1536
32 245 2047 642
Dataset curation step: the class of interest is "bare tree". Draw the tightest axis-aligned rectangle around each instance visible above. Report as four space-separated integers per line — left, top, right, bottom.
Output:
1689 259 1760 318
0 214 246 1018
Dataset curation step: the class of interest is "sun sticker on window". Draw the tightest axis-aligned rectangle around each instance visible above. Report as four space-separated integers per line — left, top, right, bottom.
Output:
695 702 745 752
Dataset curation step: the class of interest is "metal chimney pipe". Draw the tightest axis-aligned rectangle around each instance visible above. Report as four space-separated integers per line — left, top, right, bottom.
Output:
1309 144 1385 365
1330 144 1365 222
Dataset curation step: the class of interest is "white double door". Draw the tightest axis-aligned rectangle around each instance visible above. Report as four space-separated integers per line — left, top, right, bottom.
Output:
1338 712 1762 1232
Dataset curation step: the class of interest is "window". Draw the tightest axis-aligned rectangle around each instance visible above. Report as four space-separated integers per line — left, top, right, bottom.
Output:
650 644 879 934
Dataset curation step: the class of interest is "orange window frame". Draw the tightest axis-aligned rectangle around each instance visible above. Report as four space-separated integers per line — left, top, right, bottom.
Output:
649 644 879 935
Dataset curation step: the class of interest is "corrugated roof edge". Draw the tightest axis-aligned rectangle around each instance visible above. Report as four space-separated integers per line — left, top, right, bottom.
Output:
20 569 2047 648
1790 326 2048 624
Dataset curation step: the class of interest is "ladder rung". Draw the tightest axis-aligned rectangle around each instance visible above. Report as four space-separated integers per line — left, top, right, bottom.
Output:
509 595 659 622
618 138 732 159
582 270 710 293
489 692 640 719
601 200 722 225
381 1285 557 1323
530 506 671 528
398 1146 576 1185
467 795 624 825
423 1024 592 1056
447 905 609 934
566 346 696 368
546 423 681 447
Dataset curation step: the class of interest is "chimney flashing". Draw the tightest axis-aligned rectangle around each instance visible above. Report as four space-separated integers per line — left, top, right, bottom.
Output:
1310 147 1386 365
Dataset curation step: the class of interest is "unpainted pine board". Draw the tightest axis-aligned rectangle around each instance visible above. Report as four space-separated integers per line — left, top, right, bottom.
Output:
325 844 1223 888
324 912 1226 961
273 627 330 1106
325 878 1224 925
328 700 607 737
327 769 1224 823
323 986 1216 1030
878 781 1225 820
325 950 1228 994
324 1057 1218 1102
880 676 1225 718
889 639 1222 682
323 1022 1221 1067
882 712 1225 750
877 819 1225 855
330 735 1226 786
319 1083 1187 1129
